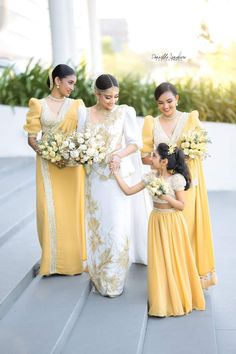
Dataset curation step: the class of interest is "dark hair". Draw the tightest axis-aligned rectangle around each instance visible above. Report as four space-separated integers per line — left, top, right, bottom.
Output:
154 82 178 101
95 74 119 91
156 143 191 190
47 64 75 89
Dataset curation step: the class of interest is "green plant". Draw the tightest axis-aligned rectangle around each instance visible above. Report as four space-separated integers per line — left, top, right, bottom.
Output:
0 61 235 123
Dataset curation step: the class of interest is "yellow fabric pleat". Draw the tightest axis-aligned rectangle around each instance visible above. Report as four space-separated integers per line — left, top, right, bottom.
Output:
148 209 205 317
181 111 217 287
36 156 86 275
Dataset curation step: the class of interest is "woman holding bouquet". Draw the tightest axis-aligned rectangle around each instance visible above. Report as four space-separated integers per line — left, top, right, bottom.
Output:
24 64 86 276
141 82 217 289
77 74 143 297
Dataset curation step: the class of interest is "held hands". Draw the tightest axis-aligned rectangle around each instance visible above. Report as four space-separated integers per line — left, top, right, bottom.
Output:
109 154 121 175
111 164 120 175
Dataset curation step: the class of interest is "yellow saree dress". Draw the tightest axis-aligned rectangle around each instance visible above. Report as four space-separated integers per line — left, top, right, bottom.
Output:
141 111 217 289
24 97 86 275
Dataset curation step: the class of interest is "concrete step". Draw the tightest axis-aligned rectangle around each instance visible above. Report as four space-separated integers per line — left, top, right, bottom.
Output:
0 163 35 203
0 219 40 319
0 274 91 354
143 290 217 354
0 183 35 246
0 157 34 179
63 264 147 354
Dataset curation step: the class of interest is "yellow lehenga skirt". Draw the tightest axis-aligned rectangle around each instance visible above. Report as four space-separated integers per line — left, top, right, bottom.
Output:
148 208 205 317
36 155 86 275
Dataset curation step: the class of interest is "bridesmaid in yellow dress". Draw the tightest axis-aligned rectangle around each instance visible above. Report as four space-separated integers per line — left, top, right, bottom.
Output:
112 143 205 316
141 82 217 289
24 64 86 275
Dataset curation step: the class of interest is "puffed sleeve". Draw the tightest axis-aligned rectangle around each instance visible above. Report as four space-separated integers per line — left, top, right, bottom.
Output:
123 105 142 149
188 110 203 129
171 173 186 191
23 98 42 137
58 99 84 134
141 115 154 157
77 104 87 133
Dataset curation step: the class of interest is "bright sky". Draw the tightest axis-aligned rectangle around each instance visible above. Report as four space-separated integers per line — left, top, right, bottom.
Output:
97 0 235 55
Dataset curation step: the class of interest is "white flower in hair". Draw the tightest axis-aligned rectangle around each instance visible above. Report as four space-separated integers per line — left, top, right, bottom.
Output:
168 143 177 155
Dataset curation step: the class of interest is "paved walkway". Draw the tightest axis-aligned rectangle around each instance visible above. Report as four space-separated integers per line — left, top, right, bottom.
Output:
0 158 235 353
208 191 236 353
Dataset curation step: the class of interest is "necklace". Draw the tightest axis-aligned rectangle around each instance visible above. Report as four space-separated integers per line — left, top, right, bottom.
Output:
48 94 66 102
161 110 180 121
95 103 114 118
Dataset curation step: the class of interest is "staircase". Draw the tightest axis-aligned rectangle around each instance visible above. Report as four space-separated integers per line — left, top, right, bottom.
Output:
0 158 219 354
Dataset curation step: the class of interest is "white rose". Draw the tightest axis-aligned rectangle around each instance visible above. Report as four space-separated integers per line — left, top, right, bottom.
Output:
80 144 87 151
69 142 75 149
49 151 56 157
86 148 96 156
98 153 105 160
84 132 91 139
183 149 189 155
62 140 69 147
63 152 70 160
77 138 84 144
70 150 79 158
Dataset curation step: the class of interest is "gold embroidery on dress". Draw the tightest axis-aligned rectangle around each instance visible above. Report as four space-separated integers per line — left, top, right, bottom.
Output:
38 98 76 274
40 158 57 273
85 176 129 295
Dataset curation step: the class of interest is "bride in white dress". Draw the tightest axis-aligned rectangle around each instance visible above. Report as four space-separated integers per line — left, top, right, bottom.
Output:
78 74 148 297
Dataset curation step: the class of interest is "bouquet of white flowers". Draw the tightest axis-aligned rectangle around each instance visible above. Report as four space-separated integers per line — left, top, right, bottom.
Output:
59 129 108 165
179 128 211 160
146 175 169 197
37 132 64 164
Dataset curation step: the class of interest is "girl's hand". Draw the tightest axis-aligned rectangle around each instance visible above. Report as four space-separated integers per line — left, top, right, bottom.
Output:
109 154 121 171
159 194 169 201
111 154 121 165
111 164 120 175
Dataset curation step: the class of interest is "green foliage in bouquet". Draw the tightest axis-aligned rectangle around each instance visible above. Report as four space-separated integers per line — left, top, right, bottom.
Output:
0 60 235 123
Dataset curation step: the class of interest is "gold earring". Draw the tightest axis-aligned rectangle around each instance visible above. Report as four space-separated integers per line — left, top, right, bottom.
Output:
56 85 60 89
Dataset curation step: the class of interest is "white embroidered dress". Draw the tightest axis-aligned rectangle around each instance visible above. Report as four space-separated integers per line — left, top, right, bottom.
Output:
78 104 142 296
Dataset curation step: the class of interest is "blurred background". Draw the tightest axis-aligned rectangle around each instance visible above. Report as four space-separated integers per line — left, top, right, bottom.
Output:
0 0 236 82
0 0 236 191
0 0 235 120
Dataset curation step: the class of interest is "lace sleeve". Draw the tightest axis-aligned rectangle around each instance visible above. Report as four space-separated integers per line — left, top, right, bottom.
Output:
171 173 186 191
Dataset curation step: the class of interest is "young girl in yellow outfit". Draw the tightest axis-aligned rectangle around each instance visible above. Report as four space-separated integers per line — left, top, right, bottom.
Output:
24 64 86 275
112 143 205 317
141 82 217 289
